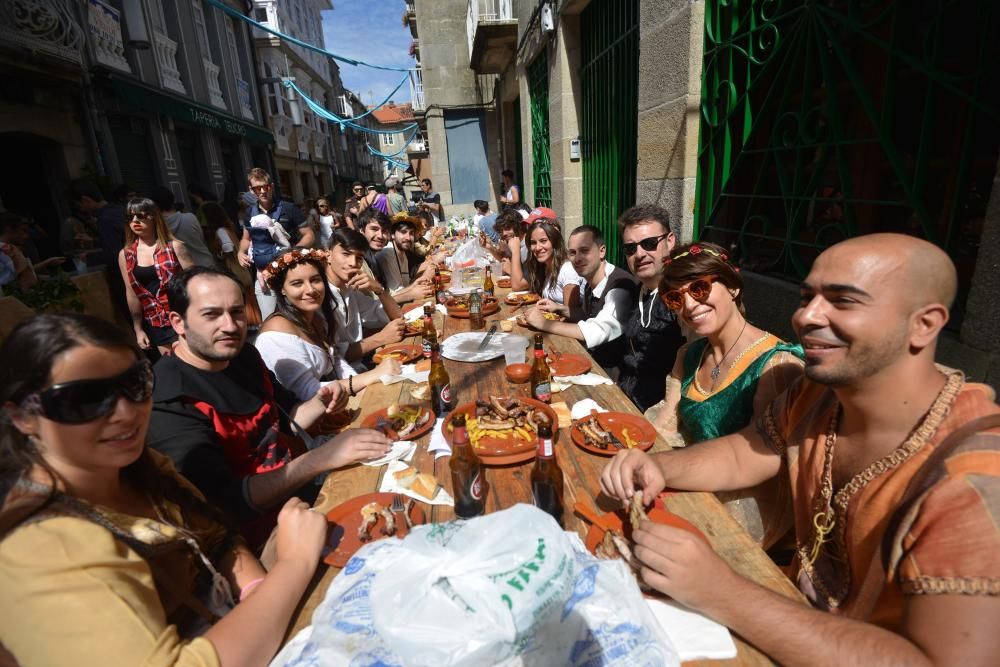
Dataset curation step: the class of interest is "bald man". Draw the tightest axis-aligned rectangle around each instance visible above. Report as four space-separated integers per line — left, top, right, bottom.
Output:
601 233 1000 664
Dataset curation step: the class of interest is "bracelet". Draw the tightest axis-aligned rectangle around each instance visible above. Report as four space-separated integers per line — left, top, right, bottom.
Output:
239 577 266 601
348 376 355 396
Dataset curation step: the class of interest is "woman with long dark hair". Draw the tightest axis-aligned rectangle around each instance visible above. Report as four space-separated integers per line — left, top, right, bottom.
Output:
201 201 262 327
0 313 327 666
254 248 398 402
118 197 193 355
507 219 581 305
645 241 804 546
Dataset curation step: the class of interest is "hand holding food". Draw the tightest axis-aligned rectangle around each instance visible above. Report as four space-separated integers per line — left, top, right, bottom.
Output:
599 448 666 505
375 356 403 378
316 381 350 414
379 318 406 345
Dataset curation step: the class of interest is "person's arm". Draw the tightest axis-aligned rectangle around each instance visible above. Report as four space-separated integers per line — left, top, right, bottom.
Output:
645 344 687 438
344 319 405 362
508 185 521 205
238 227 253 268
171 240 194 270
507 237 529 290
118 250 149 350
346 270 403 320
563 282 581 312
751 349 805 416
10 246 37 290
631 520 1000 667
332 356 402 395
297 225 315 248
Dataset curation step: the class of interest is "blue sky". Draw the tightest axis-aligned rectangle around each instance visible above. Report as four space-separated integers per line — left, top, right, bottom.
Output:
321 0 413 106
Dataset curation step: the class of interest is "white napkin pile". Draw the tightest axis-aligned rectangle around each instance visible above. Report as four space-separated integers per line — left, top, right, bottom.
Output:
553 372 615 386
380 363 430 385
378 459 454 506
362 440 417 467
646 599 737 661
570 399 608 420
427 417 452 460
403 303 447 322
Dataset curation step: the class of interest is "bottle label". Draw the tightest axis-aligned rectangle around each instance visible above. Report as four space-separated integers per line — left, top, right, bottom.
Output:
534 349 545 358
422 341 432 358
534 382 551 403
440 382 452 404
469 469 483 500
538 438 554 458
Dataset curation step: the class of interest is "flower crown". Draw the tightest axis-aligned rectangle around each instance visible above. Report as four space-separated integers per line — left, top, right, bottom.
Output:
265 247 327 289
662 244 737 270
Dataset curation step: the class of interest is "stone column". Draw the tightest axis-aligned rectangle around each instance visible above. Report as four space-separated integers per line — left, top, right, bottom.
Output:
635 0 705 241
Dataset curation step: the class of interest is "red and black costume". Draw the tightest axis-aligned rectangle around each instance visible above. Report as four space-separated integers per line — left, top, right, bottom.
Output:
147 346 313 548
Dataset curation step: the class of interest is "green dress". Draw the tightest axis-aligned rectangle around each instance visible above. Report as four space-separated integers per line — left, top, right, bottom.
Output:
678 336 804 443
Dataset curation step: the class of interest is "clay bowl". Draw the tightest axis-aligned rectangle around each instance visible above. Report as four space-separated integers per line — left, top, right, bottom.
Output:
505 363 532 384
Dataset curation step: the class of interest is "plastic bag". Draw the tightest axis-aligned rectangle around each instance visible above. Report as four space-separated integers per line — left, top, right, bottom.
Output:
447 237 492 268
271 504 679 667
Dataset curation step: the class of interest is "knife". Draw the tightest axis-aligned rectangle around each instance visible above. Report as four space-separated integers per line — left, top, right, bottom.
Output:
477 323 498 350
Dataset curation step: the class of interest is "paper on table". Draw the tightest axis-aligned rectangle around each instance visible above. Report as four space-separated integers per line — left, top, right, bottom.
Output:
571 398 608 421
403 303 447 322
361 440 417 467
379 459 454 506
427 417 452 460
381 370 430 385
554 372 615 386
645 598 737 662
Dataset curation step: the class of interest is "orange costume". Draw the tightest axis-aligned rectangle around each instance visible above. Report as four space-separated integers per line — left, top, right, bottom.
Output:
758 369 1000 630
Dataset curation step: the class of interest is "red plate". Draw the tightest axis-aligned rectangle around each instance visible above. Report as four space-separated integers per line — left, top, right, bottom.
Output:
496 276 511 288
504 292 540 306
583 495 707 555
445 296 500 319
570 412 657 456
373 343 422 364
440 397 558 465
323 492 426 567
401 302 424 315
361 404 434 440
549 353 592 377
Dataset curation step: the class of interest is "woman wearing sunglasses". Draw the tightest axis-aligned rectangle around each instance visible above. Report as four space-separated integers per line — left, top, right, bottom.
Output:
507 220 582 306
118 198 194 356
646 242 804 547
0 314 327 666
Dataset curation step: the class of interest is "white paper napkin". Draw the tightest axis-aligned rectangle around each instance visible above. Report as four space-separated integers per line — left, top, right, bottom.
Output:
361 440 417 467
554 372 615 386
427 417 452 460
646 599 737 661
381 370 430 385
571 398 608 420
379 459 454 506
403 303 447 322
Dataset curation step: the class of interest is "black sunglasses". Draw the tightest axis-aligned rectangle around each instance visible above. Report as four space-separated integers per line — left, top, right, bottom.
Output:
21 360 154 424
623 233 669 257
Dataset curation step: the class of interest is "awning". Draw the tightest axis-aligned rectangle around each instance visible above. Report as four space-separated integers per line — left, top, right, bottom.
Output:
108 74 274 145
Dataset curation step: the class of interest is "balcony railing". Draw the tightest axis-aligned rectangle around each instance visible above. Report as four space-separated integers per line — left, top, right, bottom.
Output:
407 137 429 154
87 0 131 73
0 0 84 68
409 68 425 112
467 0 513 63
237 78 254 119
152 30 186 94
204 59 226 109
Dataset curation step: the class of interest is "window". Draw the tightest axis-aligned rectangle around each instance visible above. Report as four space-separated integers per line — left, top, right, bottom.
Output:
148 0 167 33
226 17 243 79
384 133 395 146
191 0 212 58
254 7 268 22
263 63 278 115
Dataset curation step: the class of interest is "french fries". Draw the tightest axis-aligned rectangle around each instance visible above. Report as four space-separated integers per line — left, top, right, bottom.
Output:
621 427 637 449
448 415 536 449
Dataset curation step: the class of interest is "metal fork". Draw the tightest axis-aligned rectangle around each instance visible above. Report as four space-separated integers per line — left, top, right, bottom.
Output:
390 494 405 514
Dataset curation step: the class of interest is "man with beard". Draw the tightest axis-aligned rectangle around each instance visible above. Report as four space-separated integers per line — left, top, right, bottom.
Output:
359 209 432 305
600 234 1000 664
526 225 638 378
146 266 390 547
615 205 685 411
374 216 434 300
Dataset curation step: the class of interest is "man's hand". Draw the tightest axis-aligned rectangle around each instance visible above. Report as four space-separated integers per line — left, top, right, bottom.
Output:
375 356 402 378
378 318 406 345
506 236 521 256
317 428 391 469
346 271 383 295
633 521 735 612
523 306 549 331
599 449 667 505
274 497 327 573
536 298 568 317
134 327 151 350
315 381 349 415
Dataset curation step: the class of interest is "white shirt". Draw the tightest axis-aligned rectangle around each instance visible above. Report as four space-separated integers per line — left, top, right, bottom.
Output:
577 261 631 349
542 260 584 304
254 331 355 401
328 281 390 372
318 215 335 248
215 227 235 254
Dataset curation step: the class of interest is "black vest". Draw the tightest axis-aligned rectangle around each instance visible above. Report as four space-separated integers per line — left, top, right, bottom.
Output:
618 288 685 411
575 265 639 376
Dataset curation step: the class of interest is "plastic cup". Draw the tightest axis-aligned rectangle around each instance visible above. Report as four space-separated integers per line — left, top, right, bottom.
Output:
502 335 528 365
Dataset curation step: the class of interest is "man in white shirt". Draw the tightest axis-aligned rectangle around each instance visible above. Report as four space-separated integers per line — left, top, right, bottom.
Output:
526 225 638 378
325 227 405 372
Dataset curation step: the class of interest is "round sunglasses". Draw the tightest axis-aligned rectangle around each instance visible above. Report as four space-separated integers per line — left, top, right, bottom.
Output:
20 360 154 424
661 275 720 311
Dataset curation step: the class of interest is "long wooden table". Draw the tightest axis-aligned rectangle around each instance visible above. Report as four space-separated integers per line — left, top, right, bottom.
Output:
287 287 802 665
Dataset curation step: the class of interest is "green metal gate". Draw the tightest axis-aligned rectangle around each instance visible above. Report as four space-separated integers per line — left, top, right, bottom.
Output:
581 0 639 262
695 0 999 318
528 51 552 207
